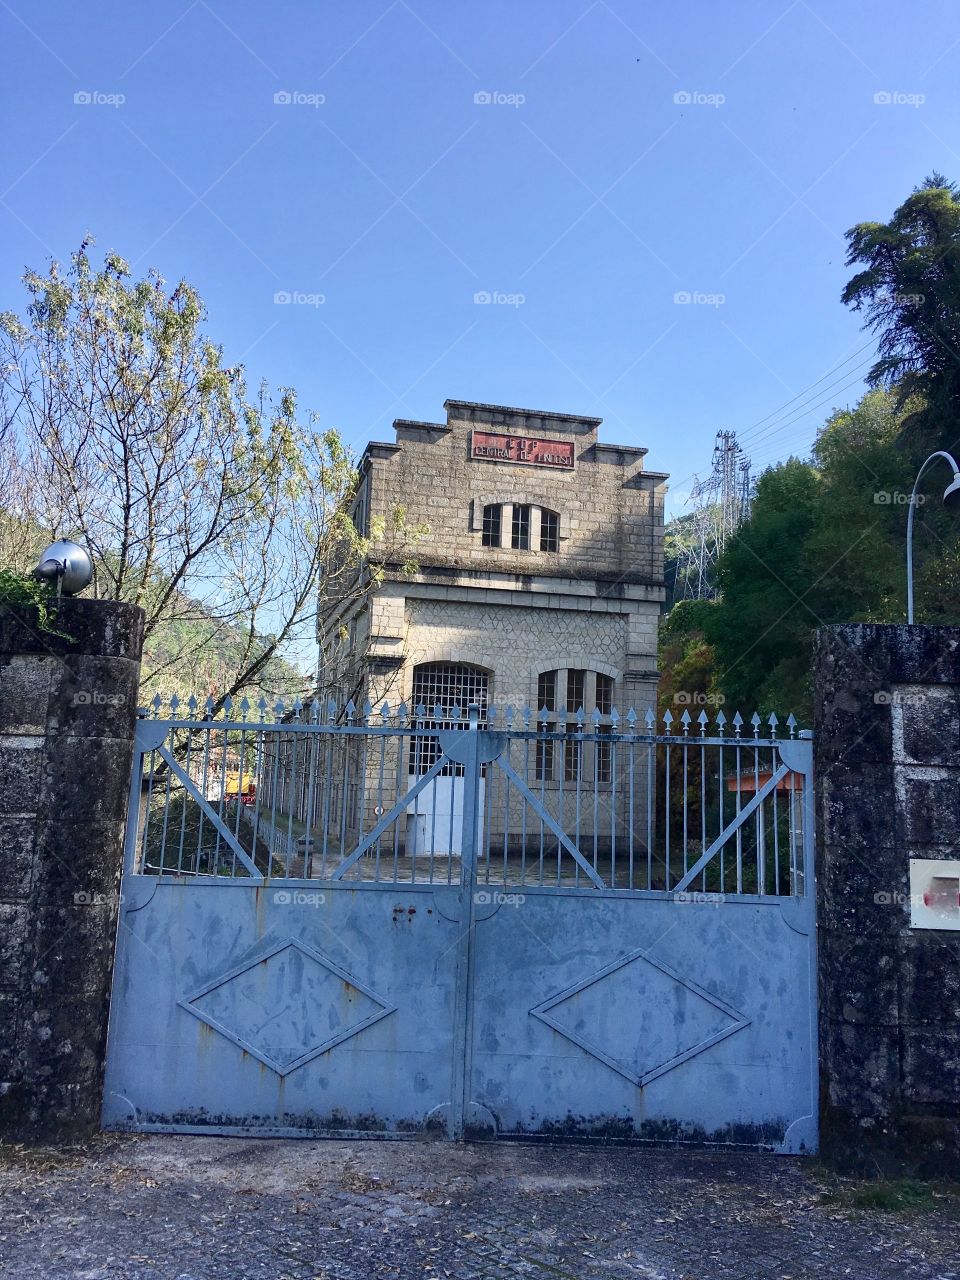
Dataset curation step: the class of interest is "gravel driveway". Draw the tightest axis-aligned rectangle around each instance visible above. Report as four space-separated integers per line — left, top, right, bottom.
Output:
1 1135 957 1279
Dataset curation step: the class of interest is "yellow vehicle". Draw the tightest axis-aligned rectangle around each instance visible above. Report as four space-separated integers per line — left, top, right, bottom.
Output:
224 770 257 805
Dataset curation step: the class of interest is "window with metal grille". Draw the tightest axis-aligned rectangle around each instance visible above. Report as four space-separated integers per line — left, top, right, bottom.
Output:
481 503 502 547
409 663 489 775
533 669 616 784
595 672 614 783
540 508 560 552
511 503 531 550
535 670 558 781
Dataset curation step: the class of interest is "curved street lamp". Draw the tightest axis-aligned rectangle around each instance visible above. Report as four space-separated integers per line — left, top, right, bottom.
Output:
906 451 960 623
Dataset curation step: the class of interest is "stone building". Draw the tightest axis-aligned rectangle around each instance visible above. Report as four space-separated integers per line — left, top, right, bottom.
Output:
320 398 667 720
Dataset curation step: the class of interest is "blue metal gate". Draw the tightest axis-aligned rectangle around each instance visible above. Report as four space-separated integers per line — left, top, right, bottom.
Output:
102 698 818 1151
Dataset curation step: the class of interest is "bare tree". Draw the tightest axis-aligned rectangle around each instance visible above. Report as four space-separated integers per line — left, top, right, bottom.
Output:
0 241 419 710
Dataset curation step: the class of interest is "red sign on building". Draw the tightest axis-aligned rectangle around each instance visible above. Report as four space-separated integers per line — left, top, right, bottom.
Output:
470 430 575 469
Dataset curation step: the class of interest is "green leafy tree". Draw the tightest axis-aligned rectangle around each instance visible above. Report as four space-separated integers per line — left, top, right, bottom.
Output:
842 174 960 451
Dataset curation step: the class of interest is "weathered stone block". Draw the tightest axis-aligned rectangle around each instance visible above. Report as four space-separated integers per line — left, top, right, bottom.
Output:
820 1020 900 1117
0 902 30 991
897 933 960 1024
0 815 37 901
895 685 960 765
39 735 135 826
900 1025 960 1106
898 770 960 846
46 656 141 739
0 655 54 735
0 738 43 815
817 929 899 1024
816 763 897 850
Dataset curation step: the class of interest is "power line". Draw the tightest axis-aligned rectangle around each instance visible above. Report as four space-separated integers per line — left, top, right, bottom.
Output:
736 340 877 446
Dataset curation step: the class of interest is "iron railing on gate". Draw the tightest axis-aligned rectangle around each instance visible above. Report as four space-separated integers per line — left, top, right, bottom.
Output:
129 695 810 897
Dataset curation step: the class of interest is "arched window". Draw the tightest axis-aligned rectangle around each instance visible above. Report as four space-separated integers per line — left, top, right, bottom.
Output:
409 662 489 775
536 669 615 784
480 503 561 552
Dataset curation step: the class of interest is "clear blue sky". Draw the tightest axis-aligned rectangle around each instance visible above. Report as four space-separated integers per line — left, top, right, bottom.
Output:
3 0 959 515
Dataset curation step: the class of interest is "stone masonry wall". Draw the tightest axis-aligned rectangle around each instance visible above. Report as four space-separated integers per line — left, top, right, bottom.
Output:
363 410 665 587
814 624 960 1174
0 598 144 1141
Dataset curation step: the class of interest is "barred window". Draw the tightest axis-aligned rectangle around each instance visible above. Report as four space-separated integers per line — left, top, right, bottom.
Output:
540 508 560 553
409 663 489 776
481 503 502 547
511 503 531 550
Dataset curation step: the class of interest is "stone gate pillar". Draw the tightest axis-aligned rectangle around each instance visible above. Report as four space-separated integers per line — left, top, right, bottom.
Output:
814 623 960 1173
0 598 144 1140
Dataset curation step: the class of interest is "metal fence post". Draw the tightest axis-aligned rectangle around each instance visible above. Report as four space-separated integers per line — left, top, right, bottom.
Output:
448 705 482 1140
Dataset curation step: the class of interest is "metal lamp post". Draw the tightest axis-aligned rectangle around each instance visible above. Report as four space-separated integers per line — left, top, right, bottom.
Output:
906 451 960 624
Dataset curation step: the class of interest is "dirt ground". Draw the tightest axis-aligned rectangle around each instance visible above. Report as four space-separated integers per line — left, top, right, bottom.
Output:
1 1135 958 1279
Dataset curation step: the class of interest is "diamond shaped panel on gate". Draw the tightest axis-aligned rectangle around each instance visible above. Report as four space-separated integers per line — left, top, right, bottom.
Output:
530 947 750 1088
179 939 396 1076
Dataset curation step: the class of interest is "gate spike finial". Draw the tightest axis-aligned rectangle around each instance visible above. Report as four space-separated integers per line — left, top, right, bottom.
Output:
767 711 778 738
715 709 727 733
786 712 797 738
680 709 691 733
732 711 744 737
627 707 637 728
239 696 250 721
663 709 674 730
750 711 762 736
697 709 708 733
643 708 654 731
